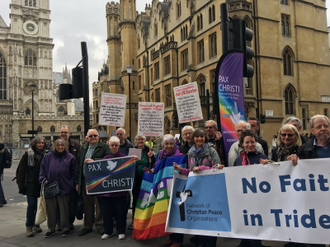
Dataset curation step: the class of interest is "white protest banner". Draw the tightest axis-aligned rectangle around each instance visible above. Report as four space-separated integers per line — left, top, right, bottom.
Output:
166 159 330 244
173 81 203 123
99 93 126 126
138 102 164 136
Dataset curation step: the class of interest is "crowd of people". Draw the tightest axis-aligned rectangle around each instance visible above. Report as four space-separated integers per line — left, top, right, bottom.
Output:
0 114 329 247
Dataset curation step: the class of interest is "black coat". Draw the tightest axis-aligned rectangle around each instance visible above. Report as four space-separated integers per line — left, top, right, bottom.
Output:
257 137 268 157
271 145 299 162
179 141 192 155
16 152 44 196
297 137 318 159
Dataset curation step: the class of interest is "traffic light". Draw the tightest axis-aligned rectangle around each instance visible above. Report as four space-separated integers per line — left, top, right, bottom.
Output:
72 67 83 98
229 19 254 77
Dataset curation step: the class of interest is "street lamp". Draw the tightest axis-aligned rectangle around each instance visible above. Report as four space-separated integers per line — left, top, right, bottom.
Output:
30 83 37 138
127 66 132 140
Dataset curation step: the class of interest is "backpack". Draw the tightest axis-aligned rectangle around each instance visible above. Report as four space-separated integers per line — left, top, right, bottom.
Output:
3 148 12 169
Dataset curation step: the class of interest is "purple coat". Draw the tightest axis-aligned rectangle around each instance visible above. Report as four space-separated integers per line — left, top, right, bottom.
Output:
39 151 76 197
99 151 128 197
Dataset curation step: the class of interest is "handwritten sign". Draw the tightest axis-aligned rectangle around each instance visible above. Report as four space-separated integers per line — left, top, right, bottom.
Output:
173 82 203 123
99 93 126 126
137 102 164 136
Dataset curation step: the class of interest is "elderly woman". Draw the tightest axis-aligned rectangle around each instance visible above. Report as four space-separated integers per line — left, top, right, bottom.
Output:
270 124 301 162
179 125 195 154
173 128 223 247
153 134 181 171
16 136 46 237
100 136 128 240
234 130 268 166
128 135 155 230
39 139 75 238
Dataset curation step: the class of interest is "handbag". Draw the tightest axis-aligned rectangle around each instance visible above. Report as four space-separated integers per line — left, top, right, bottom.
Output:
35 183 47 225
44 179 60 199
3 148 12 169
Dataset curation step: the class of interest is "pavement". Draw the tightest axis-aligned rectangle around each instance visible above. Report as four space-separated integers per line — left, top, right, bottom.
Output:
0 161 241 247
0 202 244 247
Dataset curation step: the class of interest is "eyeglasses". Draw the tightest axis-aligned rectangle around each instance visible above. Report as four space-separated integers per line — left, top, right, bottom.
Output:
280 133 294 137
236 129 245 133
60 132 68 134
88 135 98 138
314 124 330 130
205 126 213 129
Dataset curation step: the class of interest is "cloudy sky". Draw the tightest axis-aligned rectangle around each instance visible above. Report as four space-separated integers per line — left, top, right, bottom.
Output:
0 0 330 90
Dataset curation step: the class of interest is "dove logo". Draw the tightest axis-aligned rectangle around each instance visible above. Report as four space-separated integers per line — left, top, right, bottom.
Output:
106 160 117 171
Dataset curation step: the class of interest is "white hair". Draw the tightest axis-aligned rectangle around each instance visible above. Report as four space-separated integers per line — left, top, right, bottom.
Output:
116 127 126 134
109 136 120 145
235 120 251 130
182 125 194 136
161 134 175 146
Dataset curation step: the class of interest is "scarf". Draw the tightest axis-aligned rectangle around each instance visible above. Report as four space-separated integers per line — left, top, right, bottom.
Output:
158 145 179 160
240 151 251 166
277 143 298 162
191 143 206 165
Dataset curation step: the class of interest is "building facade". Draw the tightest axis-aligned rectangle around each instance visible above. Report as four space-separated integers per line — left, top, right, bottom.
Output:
0 0 84 147
93 0 330 144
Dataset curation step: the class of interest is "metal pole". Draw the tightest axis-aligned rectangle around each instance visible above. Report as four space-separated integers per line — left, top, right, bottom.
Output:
129 74 132 140
31 88 34 138
207 89 210 120
81 42 90 137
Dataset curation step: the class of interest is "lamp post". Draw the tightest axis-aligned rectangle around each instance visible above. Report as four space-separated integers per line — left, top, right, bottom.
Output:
127 66 132 140
30 84 37 138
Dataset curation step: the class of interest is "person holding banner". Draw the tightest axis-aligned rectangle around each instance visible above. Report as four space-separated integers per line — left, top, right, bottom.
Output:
100 136 129 240
269 124 301 162
129 135 155 230
173 129 223 247
233 130 268 166
288 114 330 166
179 126 195 154
152 134 181 172
39 139 76 238
75 129 111 236
228 121 264 167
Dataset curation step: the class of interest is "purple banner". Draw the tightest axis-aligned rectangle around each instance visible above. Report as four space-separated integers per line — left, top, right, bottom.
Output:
217 52 246 165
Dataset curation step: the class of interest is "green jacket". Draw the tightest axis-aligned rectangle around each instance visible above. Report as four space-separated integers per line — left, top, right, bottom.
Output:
75 141 111 193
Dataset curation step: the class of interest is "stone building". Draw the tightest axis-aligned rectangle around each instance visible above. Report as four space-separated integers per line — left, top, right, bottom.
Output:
0 0 84 147
93 0 330 144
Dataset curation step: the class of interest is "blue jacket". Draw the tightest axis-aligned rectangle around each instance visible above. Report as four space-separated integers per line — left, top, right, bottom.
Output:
39 151 76 197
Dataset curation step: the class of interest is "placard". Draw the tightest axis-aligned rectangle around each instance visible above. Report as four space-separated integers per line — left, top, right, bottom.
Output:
99 93 126 126
137 102 164 136
173 82 203 123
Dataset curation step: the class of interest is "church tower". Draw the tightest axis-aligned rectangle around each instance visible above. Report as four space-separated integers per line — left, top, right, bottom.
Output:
119 0 137 139
106 1 122 94
0 0 54 145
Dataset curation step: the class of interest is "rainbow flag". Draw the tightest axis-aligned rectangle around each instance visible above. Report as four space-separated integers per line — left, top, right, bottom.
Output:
132 155 187 240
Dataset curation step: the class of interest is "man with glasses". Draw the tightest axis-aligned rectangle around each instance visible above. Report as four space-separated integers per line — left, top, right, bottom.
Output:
228 120 264 166
205 120 225 165
116 128 133 155
248 117 269 157
56 126 80 231
284 116 308 145
75 129 111 236
289 115 330 164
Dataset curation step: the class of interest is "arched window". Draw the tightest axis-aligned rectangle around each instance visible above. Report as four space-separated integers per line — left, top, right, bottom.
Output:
283 47 293 76
209 7 212 23
200 14 203 30
26 108 31 115
197 16 200 31
154 22 158 36
197 74 206 96
185 25 188 39
25 49 37 66
50 126 55 133
212 5 215 22
25 0 36 6
281 15 290 36
0 53 7 100
284 84 296 115
181 28 183 41
37 126 42 132
77 125 82 132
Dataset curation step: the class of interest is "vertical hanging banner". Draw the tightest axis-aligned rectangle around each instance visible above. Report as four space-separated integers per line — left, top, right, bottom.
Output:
173 81 203 123
99 93 126 127
216 51 246 164
137 102 164 136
